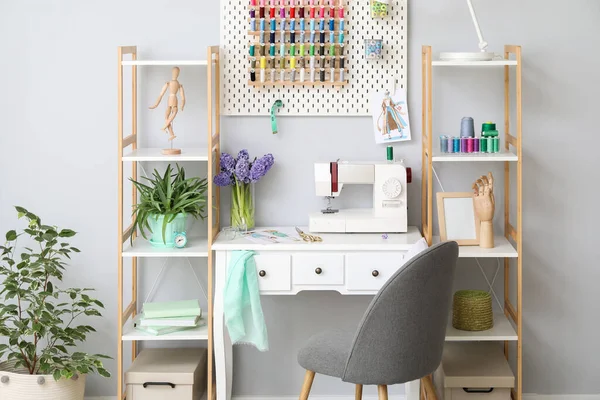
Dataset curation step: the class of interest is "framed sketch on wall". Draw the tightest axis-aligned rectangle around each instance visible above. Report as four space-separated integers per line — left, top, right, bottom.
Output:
436 192 480 246
372 89 411 144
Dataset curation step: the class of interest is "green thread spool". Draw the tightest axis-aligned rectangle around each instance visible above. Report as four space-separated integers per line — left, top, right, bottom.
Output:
386 146 394 162
290 44 296 56
310 44 315 56
482 122 499 137
330 44 335 56
487 137 493 153
250 45 255 57
492 137 500 153
300 44 305 56
480 137 488 153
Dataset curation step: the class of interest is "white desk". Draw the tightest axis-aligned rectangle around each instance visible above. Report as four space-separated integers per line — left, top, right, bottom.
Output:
212 226 423 400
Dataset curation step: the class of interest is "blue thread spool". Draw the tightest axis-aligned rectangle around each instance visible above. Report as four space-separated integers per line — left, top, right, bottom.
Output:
329 32 334 43
300 31 306 43
280 43 285 56
310 31 315 43
339 32 345 44
269 44 275 56
460 117 475 138
259 31 265 44
280 20 286 31
453 137 460 153
310 19 315 31
270 18 276 31
319 19 325 30
260 19 266 31
290 19 296 31
300 18 305 31
329 19 334 30
440 136 449 153
250 18 256 31
340 19 345 30
447 137 455 153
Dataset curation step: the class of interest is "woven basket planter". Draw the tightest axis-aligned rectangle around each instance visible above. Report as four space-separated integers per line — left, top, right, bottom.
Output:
0 361 86 400
452 290 494 331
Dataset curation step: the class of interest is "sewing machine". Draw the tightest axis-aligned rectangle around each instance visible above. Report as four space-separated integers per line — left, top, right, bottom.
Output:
309 161 408 233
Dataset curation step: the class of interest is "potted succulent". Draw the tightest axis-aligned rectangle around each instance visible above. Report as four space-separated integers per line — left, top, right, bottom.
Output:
0 207 110 400
130 164 208 247
213 150 274 231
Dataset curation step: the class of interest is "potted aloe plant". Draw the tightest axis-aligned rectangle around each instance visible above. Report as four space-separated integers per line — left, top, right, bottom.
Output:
0 207 110 400
130 164 208 247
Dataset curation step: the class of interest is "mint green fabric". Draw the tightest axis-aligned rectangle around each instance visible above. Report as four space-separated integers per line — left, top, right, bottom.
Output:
224 250 269 351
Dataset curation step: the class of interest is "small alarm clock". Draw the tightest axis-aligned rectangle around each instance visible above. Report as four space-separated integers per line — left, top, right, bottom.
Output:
174 232 188 249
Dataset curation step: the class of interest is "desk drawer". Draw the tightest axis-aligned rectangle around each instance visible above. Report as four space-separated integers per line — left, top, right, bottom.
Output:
254 254 291 292
292 254 344 285
345 253 406 291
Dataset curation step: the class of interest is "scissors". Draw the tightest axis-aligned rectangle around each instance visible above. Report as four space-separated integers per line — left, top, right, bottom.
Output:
295 227 323 243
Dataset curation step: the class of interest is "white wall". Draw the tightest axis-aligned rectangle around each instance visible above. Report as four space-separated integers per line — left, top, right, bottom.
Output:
1 0 599 397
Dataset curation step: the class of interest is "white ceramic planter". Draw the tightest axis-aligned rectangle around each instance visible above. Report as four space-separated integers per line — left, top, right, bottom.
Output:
0 362 86 400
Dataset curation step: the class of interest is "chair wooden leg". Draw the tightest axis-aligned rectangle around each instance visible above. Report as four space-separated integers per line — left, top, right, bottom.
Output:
299 370 316 400
355 384 363 400
378 385 389 400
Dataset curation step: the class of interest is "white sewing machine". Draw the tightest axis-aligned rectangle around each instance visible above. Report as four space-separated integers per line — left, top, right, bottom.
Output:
309 161 408 233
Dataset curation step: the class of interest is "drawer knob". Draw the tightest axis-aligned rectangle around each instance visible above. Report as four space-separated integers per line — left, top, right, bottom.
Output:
372 270 379 277
315 267 323 275
259 270 267 277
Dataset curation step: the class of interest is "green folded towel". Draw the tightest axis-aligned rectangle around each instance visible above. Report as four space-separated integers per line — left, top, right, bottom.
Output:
224 250 269 351
143 299 201 319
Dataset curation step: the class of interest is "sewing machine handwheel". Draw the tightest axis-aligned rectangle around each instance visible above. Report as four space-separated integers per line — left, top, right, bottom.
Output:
259 270 266 277
315 267 323 275
372 270 379 277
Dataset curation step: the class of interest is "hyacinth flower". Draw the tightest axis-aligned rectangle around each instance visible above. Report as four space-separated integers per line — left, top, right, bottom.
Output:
213 150 274 230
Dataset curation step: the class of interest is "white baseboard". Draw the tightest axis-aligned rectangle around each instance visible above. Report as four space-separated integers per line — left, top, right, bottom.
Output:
87 394 600 400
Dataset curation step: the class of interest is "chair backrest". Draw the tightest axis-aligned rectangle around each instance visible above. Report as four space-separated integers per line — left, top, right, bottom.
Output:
342 241 459 385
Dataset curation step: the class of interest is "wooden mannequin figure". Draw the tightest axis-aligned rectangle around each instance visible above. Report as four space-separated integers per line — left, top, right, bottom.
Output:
472 172 495 248
149 66 186 155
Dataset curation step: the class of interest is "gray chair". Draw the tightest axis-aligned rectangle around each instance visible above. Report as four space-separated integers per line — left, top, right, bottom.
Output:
297 241 459 400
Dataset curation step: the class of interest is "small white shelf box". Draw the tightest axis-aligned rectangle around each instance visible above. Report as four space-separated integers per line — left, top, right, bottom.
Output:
433 236 518 258
432 150 518 162
445 313 517 342
123 237 209 258
121 319 208 341
122 148 208 162
121 60 208 66
432 60 518 67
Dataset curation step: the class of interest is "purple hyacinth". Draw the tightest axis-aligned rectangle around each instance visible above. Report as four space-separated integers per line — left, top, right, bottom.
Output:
237 149 250 161
235 157 251 183
249 154 275 182
220 152 236 173
213 171 232 187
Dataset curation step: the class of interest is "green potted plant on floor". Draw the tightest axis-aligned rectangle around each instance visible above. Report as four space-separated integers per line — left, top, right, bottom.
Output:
130 164 208 247
0 207 110 400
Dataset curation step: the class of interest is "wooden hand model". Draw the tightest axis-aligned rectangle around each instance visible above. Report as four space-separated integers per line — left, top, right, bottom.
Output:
149 67 186 141
472 172 495 248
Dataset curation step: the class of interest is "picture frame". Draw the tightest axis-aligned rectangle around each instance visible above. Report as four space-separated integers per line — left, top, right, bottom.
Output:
436 192 480 246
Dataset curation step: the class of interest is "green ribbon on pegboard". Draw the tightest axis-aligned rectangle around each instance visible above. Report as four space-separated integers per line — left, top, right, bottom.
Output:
270 100 283 134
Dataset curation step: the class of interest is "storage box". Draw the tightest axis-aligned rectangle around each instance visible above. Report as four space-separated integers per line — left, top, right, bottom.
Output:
125 348 207 400
434 343 514 400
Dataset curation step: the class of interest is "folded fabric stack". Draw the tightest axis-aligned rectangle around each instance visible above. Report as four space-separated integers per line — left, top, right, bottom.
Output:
134 299 204 336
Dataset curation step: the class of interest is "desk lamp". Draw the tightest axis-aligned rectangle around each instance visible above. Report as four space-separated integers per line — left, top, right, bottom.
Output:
439 0 494 61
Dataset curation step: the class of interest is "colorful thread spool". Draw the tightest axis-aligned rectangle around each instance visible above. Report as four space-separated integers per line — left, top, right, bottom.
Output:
467 137 474 153
460 137 467 153
299 6 305 18
269 44 275 56
310 31 315 43
338 32 345 44
310 6 315 18
260 18 266 31
259 6 265 18
269 31 276 44
320 31 325 44
474 137 480 153
290 43 296 55
440 136 449 153
487 137 493 153
461 117 475 138
290 19 296 31
250 44 256 57
447 136 455 153
250 18 256 31
280 19 286 31
339 19 345 30
319 19 325 31
280 6 286 18
290 6 296 18
492 137 500 153
270 18 276 30
280 30 285 43
480 136 488 153
290 31 296 43
270 6 275 18
310 44 315 56
329 32 335 44
319 5 325 18
453 137 460 153
330 44 335 56
339 56 345 81
259 31 265 44
329 19 334 30
300 18 306 31
310 19 315 31
300 43 305 55
320 68 325 82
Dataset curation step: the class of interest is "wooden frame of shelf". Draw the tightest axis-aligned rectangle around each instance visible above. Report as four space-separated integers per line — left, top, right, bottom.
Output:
421 45 523 400
117 45 221 400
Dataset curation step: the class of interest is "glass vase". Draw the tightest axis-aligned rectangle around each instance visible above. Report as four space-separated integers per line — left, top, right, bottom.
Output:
231 182 255 231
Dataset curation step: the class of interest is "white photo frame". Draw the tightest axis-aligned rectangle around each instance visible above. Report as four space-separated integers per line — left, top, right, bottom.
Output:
436 192 480 246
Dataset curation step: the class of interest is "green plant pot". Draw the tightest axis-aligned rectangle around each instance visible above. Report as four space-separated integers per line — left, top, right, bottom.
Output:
148 213 187 248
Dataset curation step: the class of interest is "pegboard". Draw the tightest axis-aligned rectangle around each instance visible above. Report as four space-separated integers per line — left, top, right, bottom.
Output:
220 0 407 116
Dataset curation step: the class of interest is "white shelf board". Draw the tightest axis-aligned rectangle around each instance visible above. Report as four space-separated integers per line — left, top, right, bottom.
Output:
433 60 518 67
122 148 208 162
121 60 208 66
122 236 209 258
446 313 518 341
122 319 208 341
433 236 518 258
432 150 518 162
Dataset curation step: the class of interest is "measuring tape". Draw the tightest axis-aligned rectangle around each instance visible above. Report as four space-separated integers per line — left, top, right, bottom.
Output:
270 100 283 134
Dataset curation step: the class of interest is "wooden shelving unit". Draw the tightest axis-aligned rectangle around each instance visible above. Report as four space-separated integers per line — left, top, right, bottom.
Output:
421 45 523 400
117 45 221 400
